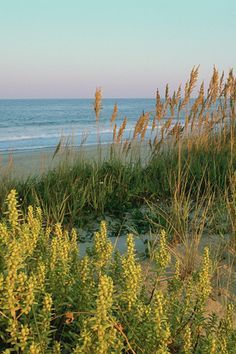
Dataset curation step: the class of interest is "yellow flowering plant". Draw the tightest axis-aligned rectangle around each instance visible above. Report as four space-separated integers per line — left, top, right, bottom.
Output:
0 190 235 353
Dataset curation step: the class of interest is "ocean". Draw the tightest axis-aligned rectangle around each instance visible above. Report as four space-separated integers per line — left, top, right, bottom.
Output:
0 98 182 152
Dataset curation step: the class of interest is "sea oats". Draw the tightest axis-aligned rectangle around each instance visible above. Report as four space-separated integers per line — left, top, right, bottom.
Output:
113 123 117 143
207 66 219 105
165 84 169 102
141 117 149 141
156 89 163 121
192 81 204 114
110 103 118 124
133 112 149 140
117 117 127 143
181 66 199 110
94 87 102 121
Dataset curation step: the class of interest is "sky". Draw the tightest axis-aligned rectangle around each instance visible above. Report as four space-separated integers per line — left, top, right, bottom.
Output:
0 0 235 98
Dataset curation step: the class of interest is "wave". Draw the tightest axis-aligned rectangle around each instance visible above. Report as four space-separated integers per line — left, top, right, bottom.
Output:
0 126 139 143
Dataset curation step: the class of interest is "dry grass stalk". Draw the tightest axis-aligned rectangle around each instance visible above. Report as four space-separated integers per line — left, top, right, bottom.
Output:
170 122 182 138
156 89 163 120
153 135 158 146
180 66 199 110
219 71 225 95
204 112 210 128
197 113 204 130
164 117 173 131
176 85 181 102
192 82 205 114
122 140 131 154
184 115 190 132
117 117 127 143
148 138 152 150
165 84 169 102
207 66 219 105
133 112 149 139
153 89 164 131
141 115 150 141
94 87 102 121
113 124 117 143
133 114 144 139
110 103 118 124
160 117 173 139
169 85 181 117
180 81 190 111
188 65 200 95
169 92 178 117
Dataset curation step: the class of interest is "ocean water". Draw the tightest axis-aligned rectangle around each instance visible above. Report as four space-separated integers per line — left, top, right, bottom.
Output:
0 98 179 152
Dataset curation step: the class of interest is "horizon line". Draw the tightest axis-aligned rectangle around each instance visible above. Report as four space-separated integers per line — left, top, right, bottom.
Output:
0 96 199 100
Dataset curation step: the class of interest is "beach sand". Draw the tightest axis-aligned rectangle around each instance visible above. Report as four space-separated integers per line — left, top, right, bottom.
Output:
0 144 112 179
0 141 153 180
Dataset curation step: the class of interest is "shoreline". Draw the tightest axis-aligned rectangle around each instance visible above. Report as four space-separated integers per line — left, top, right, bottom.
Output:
0 141 153 179
0 144 113 179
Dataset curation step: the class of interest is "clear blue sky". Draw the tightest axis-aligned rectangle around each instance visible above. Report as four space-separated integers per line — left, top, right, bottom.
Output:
0 0 235 98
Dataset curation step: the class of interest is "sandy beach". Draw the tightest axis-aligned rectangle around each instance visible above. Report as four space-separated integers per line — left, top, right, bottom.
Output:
0 141 154 179
0 144 113 179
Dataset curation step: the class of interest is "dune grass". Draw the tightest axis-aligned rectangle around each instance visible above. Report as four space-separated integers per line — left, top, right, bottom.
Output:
0 67 235 227
0 67 235 352
0 126 234 231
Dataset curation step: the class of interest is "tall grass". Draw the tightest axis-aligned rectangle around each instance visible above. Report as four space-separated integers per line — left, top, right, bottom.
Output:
0 67 235 226
0 130 234 228
0 67 235 352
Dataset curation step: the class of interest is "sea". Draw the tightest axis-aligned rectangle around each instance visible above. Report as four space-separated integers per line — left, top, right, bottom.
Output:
0 98 182 153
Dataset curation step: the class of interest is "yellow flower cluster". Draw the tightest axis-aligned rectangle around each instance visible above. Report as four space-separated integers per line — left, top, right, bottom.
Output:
43 293 53 313
5 239 24 317
35 261 46 291
153 291 171 353
0 191 43 349
25 206 41 251
53 341 61 354
174 259 181 280
96 274 113 323
79 255 90 283
6 189 19 232
29 342 40 354
209 336 217 354
39 293 53 351
183 325 192 354
93 221 113 269
23 275 36 314
50 223 78 277
0 222 10 243
121 234 141 310
225 303 234 331
76 275 122 353
198 247 212 301
155 230 170 269
19 324 30 351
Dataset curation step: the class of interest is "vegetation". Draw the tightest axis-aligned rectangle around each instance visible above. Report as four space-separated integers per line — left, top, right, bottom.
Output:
0 191 235 353
0 67 235 229
0 67 235 352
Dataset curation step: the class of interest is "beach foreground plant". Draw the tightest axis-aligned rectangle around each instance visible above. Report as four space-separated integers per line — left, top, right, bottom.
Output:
0 191 235 353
